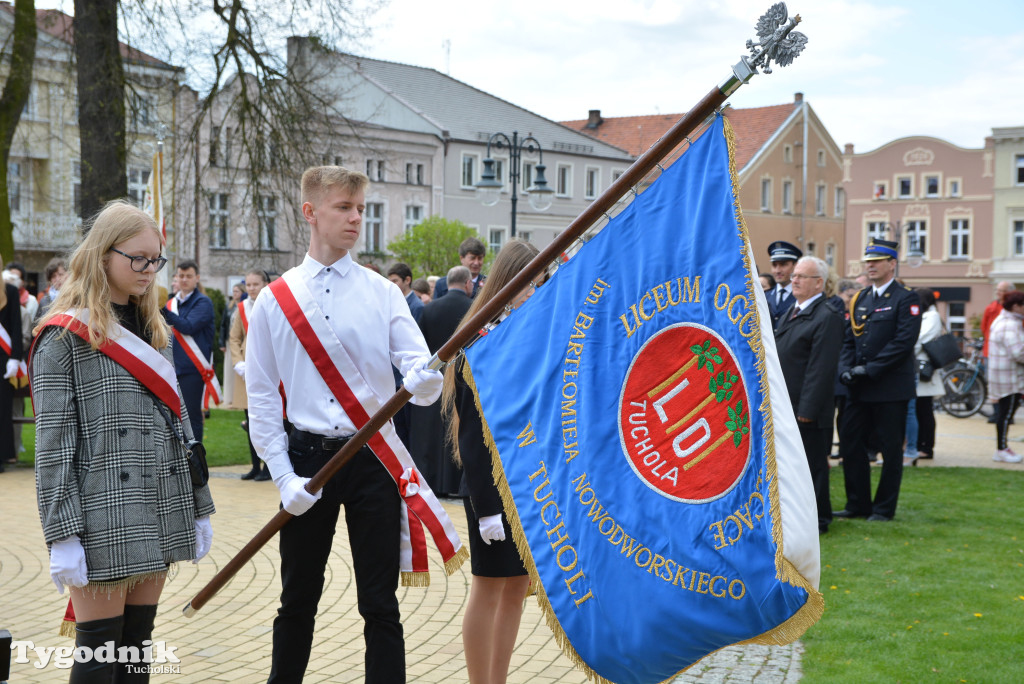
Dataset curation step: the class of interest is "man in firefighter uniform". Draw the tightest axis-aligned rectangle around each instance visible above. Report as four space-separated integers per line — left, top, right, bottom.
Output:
836 238 921 522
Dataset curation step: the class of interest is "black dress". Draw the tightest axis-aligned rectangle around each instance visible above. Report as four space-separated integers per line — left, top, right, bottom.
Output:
454 360 526 578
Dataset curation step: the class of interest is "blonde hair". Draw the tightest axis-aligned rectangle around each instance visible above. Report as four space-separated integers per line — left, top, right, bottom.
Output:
441 239 540 464
34 200 169 349
300 166 369 206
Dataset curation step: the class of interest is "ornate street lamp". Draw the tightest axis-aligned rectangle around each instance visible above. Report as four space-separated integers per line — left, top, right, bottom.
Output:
475 131 554 238
885 220 925 277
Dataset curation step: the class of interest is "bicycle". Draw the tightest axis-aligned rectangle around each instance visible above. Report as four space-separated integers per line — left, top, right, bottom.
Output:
937 338 988 419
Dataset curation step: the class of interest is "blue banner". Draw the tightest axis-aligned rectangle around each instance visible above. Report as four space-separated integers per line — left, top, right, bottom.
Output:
464 115 822 684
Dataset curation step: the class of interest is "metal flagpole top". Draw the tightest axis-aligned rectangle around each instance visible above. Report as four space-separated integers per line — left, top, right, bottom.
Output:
721 2 808 96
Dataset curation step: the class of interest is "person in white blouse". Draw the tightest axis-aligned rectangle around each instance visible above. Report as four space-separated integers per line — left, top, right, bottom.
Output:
245 166 444 683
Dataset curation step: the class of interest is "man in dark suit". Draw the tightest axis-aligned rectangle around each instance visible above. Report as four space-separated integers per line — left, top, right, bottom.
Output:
766 240 802 330
410 265 474 495
161 260 215 442
386 262 424 324
433 237 487 299
836 238 922 522
775 256 843 533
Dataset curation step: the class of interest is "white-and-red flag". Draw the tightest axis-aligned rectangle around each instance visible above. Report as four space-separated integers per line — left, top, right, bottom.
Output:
143 149 165 244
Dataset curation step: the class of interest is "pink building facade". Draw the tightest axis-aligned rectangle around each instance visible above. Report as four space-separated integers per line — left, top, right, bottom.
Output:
843 137 995 335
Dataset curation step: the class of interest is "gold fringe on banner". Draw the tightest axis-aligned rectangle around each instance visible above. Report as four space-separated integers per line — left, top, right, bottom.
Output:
445 545 470 576
723 116 825 635
401 571 431 588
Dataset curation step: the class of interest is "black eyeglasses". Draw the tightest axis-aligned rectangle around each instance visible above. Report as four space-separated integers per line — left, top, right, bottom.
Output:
109 248 168 273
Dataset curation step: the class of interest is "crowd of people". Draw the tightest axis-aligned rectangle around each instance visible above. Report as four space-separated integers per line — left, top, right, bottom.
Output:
7 156 1023 683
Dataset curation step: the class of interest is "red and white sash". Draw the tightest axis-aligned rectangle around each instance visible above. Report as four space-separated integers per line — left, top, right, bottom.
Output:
36 310 183 418
0 320 11 357
238 298 251 333
166 297 222 409
268 271 467 585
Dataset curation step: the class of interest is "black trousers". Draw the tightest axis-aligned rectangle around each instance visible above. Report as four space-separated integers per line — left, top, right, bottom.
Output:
839 399 907 519
268 432 404 684
0 379 13 467
915 396 936 456
995 394 1021 451
178 372 205 442
798 421 833 530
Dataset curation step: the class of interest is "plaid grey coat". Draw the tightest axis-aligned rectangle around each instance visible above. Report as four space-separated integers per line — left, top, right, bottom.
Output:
32 327 216 582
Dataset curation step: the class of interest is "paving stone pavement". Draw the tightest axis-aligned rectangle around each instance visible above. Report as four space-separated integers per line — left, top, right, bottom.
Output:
3 410 1013 683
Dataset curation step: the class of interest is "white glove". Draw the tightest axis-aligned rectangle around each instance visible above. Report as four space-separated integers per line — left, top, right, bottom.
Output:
3 358 18 379
233 361 246 378
50 535 89 593
274 471 322 516
478 514 505 545
403 358 443 406
193 516 213 563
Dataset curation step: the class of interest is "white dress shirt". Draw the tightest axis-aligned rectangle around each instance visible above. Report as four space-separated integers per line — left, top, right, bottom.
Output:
873 278 895 298
792 292 822 316
775 284 792 305
245 252 430 478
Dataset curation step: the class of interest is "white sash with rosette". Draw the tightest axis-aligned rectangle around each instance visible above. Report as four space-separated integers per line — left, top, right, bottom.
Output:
166 298 222 409
268 271 467 585
37 310 183 418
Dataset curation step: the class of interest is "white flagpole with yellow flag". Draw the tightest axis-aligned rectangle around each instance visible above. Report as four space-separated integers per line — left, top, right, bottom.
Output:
143 138 168 293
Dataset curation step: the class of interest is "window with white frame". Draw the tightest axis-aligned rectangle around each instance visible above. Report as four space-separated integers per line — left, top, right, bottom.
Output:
406 162 425 185
948 178 961 197
783 145 793 163
366 159 385 182
127 167 151 208
949 218 969 259
760 178 772 212
867 221 888 243
807 241 816 256
924 175 940 197
209 193 229 248
817 149 825 167
897 176 913 199
585 167 600 200
129 91 153 130
489 228 505 253
874 181 887 200
834 187 845 218
21 83 35 119
1016 155 1024 185
906 220 927 256
521 162 534 191
1013 220 1024 257
209 126 220 167
404 204 423 233
224 128 234 168
365 202 383 251
815 183 826 215
782 180 793 214
493 158 506 190
556 164 572 197
461 154 477 189
612 169 625 183
8 161 21 214
825 242 835 266
257 195 277 250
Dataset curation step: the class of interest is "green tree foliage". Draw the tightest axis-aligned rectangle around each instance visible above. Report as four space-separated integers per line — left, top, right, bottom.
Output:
387 215 479 278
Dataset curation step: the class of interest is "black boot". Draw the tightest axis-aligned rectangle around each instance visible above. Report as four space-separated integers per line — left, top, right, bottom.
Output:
241 452 261 480
112 604 158 683
69 614 124 683
254 463 271 481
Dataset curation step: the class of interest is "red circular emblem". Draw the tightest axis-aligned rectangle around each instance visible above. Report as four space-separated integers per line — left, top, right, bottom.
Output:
618 323 751 503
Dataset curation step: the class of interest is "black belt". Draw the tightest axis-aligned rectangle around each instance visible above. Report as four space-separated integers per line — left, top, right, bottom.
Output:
290 428 352 454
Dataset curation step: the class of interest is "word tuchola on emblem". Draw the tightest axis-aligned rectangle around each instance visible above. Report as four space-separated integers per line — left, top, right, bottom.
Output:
618 323 751 503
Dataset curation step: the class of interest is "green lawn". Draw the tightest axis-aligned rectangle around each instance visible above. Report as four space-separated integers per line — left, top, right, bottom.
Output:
15 407 252 468
804 466 1024 683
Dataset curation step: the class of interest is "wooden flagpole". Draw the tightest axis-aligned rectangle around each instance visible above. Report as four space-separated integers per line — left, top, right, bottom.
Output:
183 5 806 617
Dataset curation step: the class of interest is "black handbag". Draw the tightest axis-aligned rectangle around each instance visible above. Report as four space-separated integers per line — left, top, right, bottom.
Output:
922 333 963 369
152 396 210 488
918 358 935 382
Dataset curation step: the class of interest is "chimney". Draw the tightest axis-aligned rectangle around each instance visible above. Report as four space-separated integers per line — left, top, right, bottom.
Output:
844 143 854 155
586 109 603 129
794 92 803 103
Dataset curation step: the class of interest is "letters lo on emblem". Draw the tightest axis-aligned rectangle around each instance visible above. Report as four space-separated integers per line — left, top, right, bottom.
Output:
618 323 751 503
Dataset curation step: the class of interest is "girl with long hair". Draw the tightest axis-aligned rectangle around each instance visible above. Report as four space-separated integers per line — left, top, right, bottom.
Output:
32 200 216 682
441 239 540 684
